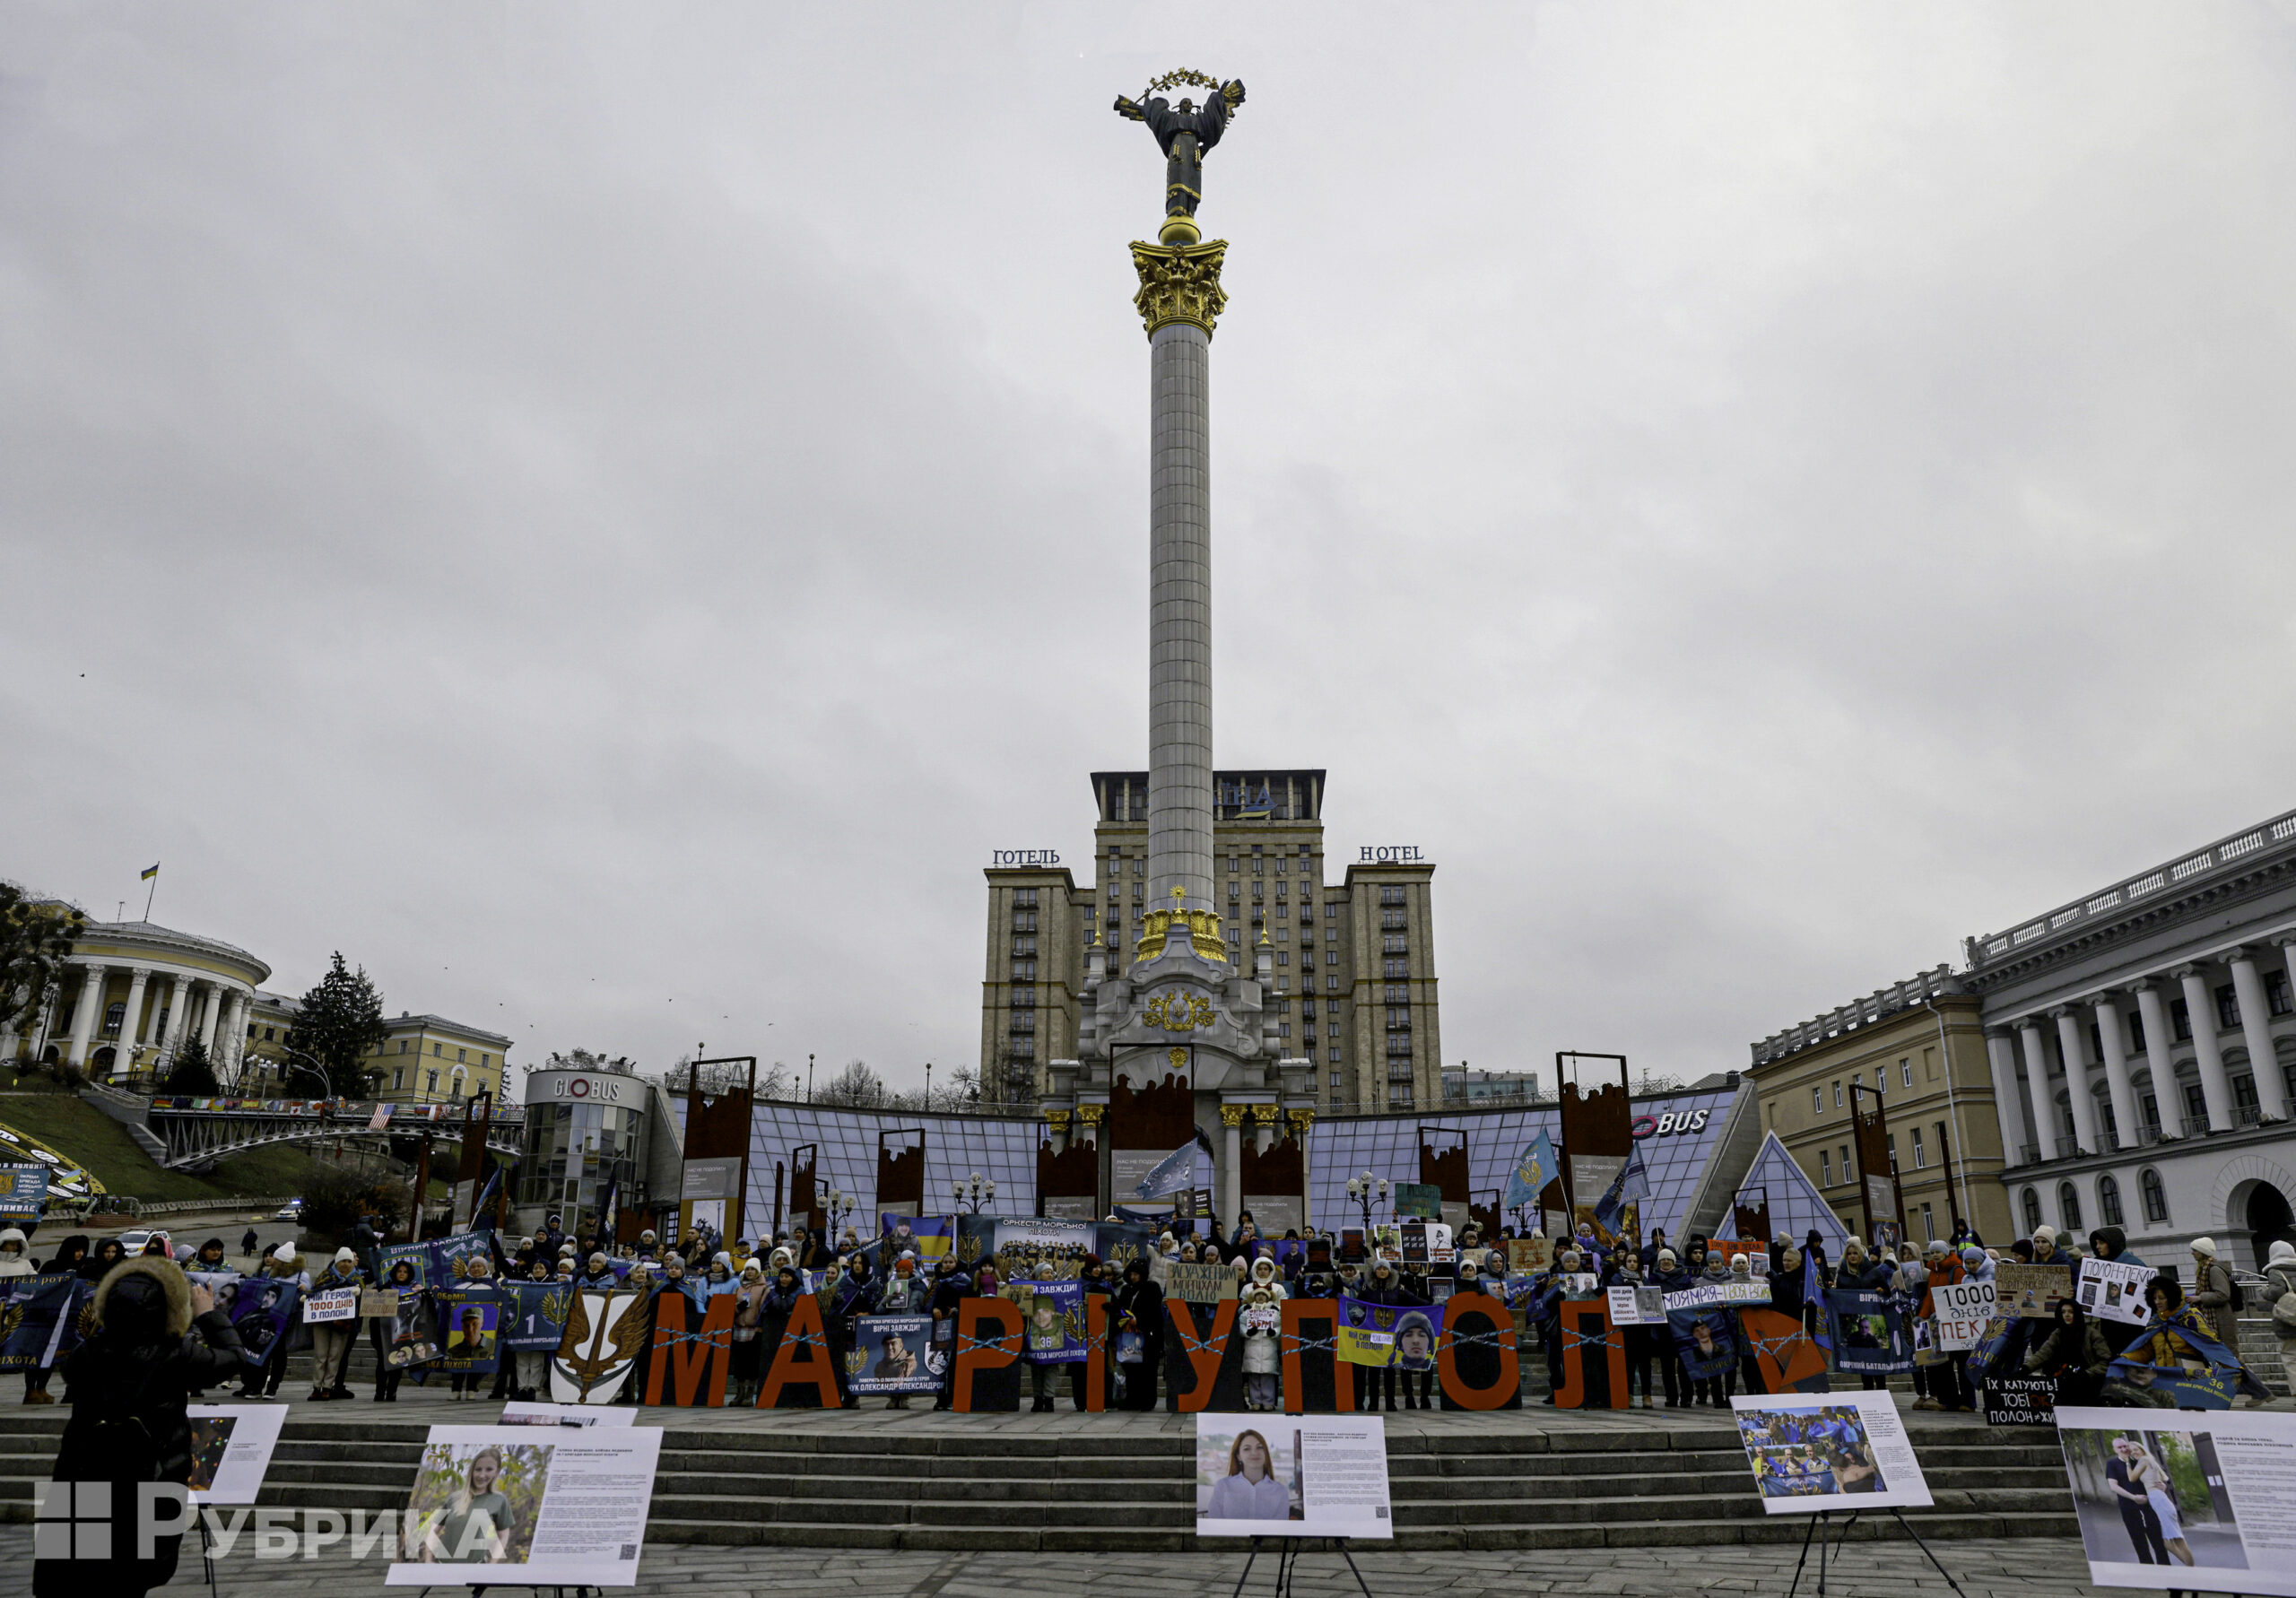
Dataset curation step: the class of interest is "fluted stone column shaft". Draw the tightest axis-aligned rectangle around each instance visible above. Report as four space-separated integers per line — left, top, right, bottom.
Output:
196 983 224 1057
2090 995 2141 1151
2132 980 2179 1131
2015 1022 2056 1157
2226 950 2290 1122
1985 1029 2031 1166
158 973 193 1065
65 964 107 1067
2051 1007 2100 1155
2174 965 2236 1132
1147 320 1213 914
116 968 152 1079
1222 1115 1242 1226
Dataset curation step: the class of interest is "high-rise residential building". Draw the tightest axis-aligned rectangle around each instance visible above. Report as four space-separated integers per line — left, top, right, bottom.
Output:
981 769 1440 1112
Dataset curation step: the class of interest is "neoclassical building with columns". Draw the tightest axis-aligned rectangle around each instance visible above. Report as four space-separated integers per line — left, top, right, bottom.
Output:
1961 805 2296 1272
0 917 270 1084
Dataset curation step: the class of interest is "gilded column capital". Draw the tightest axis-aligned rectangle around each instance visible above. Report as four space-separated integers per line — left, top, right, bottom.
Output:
1219 1104 1248 1128
1043 1108 1072 1127
1286 1109 1315 1133
1130 239 1229 339
1250 1103 1280 1124
1076 1104 1104 1126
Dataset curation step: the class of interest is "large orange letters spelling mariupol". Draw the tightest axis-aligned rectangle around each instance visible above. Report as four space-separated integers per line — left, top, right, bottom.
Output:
954 1296 1022 1412
646 1290 736 1406
757 1292 839 1409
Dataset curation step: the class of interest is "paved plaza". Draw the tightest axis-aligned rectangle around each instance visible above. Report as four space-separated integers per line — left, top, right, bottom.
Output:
0 1528 2134 1598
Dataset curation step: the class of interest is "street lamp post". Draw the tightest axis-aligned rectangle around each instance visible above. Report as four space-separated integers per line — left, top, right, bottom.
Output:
824 1188 854 1244
807 1054 815 1104
1344 1170 1388 1231
952 1172 996 1214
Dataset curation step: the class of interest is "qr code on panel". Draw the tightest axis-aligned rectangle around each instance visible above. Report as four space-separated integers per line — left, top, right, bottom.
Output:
620 1544 638 1559
1375 1507 1389 1519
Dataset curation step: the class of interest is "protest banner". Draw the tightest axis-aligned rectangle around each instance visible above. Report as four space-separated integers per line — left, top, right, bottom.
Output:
548 1288 647 1403
1605 1285 1669 1325
506 1282 573 1353
2104 1309 2272 1410
989 1218 1095 1281
500 1402 637 1427
1166 1262 1237 1304
229 1278 302 1374
2076 1257 2153 1326
383 1285 442 1369
1671 1300 1739 1385
186 1404 287 1504
359 1287 402 1320
1506 1237 1553 1273
838 1311 930 1398
1984 1373 2057 1427
1165 1298 1245 1413
1436 1295 1518 1411
1663 1280 1771 1313
1336 1295 1411 1368
1737 1308 1831 1394
433 1230 495 1284
1019 1281 1086 1364
1193 1413 1394 1540
1393 1182 1443 1220
1731 1393 1933 1512
1931 1281 1996 1351
878 1213 953 1263
0 1165 47 1222
1996 1264 2074 1319
644 1290 734 1406
0 1273 84 1371
1824 1287 1910 1376
388 1425 662 1585
2056 1407 2296 1596
303 1286 360 1325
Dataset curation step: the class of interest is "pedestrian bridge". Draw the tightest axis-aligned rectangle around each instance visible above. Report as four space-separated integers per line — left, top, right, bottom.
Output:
82 1082 523 1171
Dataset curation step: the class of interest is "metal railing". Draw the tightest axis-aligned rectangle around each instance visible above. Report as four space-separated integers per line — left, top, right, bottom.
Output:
1751 966 1960 1065
1968 805 2296 968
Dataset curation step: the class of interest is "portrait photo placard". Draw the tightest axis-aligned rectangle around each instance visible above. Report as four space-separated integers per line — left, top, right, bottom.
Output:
1194 1413 1394 1541
387 1424 661 1586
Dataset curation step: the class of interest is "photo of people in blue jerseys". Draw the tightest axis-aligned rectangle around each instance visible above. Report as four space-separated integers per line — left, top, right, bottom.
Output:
1736 1403 1887 1500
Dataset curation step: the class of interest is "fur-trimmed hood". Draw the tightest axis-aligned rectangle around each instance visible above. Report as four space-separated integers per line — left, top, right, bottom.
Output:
93 1255 195 1337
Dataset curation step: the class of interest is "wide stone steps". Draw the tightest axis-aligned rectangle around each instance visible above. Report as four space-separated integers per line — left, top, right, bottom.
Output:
0 1411 2079 1552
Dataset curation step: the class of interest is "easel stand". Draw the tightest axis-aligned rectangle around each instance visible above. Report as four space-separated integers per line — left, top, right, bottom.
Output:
196 1508 220 1598
1228 1535 1375 1598
1785 1509 1967 1598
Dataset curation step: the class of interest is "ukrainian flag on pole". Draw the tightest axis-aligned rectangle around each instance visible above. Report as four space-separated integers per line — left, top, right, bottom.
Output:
140 864 159 881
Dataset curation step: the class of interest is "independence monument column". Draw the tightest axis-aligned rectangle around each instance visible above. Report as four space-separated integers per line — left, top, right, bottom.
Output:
1116 71 1245 917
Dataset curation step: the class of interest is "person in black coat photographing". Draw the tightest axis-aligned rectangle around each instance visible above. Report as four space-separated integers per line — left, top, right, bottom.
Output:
35 1255 245 1598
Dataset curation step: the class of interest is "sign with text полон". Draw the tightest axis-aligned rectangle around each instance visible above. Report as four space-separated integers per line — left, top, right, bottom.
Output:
1983 1374 2057 1428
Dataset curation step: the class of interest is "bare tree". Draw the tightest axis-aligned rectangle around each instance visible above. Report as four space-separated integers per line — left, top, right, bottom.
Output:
814 1057 888 1108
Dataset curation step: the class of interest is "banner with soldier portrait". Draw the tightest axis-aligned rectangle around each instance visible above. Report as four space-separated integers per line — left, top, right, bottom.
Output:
848 1313 937 1394
990 1219 1095 1281
1018 1281 1086 1364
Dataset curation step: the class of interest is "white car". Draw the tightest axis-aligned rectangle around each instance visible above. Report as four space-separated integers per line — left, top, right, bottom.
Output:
273 1201 304 1222
114 1228 172 1256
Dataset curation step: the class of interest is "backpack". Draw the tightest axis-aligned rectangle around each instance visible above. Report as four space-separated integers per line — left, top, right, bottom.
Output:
2223 1266 2245 1313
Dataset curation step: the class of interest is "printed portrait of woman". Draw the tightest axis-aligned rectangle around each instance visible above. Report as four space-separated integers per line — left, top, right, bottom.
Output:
423 1447 517 1564
1207 1429 1291 1521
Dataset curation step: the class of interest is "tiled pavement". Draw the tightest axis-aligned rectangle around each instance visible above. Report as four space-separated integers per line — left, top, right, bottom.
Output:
0 1529 2135 1596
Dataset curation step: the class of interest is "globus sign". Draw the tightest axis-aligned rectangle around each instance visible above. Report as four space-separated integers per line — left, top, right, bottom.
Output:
1630 1108 1711 1140
527 1070 631 1107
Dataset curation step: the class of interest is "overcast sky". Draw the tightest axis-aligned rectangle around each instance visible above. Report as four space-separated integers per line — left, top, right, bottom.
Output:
6 5 2294 1097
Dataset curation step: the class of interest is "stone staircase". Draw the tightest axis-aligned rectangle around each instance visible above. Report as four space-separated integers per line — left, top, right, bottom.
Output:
0 1411 2077 1553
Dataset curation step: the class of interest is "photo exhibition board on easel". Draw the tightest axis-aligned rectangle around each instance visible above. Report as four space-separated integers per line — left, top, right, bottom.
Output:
1193 1412 1395 1541
185 1404 288 1505
386 1424 662 1586
1729 1392 1933 1514
2055 1406 2296 1596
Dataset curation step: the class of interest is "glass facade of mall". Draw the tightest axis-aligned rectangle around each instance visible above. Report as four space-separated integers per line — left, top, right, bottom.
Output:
685 1081 1758 1242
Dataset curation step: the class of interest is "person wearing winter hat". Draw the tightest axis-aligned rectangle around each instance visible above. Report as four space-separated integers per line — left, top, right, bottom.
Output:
194 1238 229 1271
2264 1239 2296 1399
31 1253 244 1598
0 1229 44 1405
1239 1284 1283 1411
307 1246 366 1402
2187 1238 2240 1350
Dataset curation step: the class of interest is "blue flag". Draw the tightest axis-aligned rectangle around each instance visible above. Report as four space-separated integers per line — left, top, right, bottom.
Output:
2105 1308 2274 1409
1591 1146 1649 1238
1502 1131 1557 1212
1133 1141 1199 1200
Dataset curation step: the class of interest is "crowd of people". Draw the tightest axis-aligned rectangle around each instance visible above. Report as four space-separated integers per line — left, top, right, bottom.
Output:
7 1204 2291 1420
